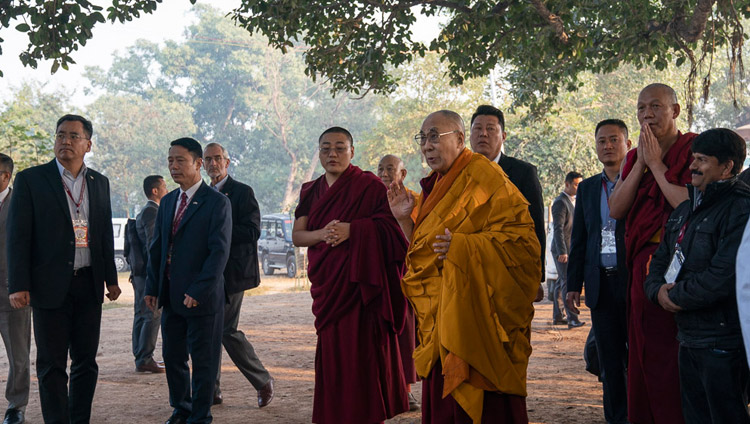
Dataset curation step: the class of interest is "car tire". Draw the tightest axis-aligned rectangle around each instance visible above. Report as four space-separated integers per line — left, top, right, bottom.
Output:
262 253 274 275
286 255 297 278
115 255 128 273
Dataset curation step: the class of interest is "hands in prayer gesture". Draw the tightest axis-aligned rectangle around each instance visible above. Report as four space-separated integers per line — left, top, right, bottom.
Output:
638 123 663 170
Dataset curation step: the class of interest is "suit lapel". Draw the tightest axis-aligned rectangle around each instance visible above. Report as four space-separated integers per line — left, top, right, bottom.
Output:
0 188 10 224
42 160 72 222
175 182 207 235
221 176 234 198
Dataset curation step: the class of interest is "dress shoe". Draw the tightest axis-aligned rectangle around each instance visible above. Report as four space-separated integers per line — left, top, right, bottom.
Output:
213 388 223 406
136 361 166 373
408 392 420 412
257 377 275 408
156 360 165 366
568 319 586 329
164 413 187 424
3 409 23 424
552 319 568 325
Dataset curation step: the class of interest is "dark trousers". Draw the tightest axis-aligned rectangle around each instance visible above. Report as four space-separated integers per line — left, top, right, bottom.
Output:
215 292 271 392
552 258 578 322
591 270 628 424
131 275 161 366
678 345 750 424
33 269 102 424
162 304 223 424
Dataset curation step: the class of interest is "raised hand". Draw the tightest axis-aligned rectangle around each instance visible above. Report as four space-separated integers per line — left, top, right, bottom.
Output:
387 181 415 221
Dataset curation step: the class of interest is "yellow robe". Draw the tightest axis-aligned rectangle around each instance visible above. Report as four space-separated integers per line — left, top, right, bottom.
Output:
402 152 541 423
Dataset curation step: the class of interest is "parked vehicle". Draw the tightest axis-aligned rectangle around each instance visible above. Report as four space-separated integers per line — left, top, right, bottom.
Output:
112 218 130 273
258 213 297 278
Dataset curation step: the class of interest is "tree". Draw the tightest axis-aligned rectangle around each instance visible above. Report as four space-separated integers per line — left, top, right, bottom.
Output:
5 1 748 120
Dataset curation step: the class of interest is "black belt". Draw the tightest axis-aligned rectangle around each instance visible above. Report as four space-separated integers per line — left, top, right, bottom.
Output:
601 266 618 277
72 266 92 277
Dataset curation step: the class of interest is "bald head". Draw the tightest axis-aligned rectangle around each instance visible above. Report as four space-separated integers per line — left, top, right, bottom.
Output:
637 83 681 142
427 110 465 134
640 83 678 104
377 154 407 187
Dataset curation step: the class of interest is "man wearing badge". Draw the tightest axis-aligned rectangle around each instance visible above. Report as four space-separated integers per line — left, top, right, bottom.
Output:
7 114 121 423
644 128 750 424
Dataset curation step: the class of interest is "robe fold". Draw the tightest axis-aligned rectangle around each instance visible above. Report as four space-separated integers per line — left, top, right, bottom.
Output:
620 131 695 424
295 164 409 424
402 149 540 423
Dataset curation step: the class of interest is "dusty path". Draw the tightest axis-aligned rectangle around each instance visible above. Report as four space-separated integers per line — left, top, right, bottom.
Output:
0 274 604 423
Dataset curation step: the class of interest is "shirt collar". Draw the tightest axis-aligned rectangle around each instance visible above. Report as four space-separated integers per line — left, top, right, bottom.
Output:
492 151 502 163
601 170 619 184
179 179 203 201
56 158 87 180
0 187 9 204
212 174 230 191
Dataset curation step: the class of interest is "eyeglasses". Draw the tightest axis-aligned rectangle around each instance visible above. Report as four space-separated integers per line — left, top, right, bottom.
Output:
319 146 349 155
55 133 88 142
414 130 459 146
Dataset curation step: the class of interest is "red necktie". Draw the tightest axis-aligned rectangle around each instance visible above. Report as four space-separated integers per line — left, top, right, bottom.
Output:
172 192 188 236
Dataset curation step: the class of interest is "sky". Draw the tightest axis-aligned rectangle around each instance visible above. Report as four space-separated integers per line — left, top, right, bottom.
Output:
0 1 442 106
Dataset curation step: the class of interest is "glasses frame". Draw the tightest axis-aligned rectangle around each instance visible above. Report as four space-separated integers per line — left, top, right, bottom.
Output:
414 129 459 146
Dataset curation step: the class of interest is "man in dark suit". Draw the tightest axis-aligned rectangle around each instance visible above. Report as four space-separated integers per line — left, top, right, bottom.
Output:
7 114 121 423
202 143 274 408
130 175 168 373
469 105 545 302
566 120 631 423
144 138 231 424
551 171 584 328
0 154 30 424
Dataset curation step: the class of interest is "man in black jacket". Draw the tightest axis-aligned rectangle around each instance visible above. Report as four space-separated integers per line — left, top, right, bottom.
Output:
130 175 167 373
644 128 750 424
203 143 274 408
7 114 121 423
469 105 545 302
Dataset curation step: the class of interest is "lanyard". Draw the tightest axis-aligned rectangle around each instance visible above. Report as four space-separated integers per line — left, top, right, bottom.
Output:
601 178 611 203
676 219 690 245
62 176 86 216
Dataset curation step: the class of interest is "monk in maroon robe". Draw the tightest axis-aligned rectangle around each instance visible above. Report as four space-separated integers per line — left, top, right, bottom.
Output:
610 84 696 424
293 127 409 424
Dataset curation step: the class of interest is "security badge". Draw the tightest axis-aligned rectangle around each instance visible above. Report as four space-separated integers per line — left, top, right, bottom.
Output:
600 221 616 254
73 219 89 248
664 246 685 285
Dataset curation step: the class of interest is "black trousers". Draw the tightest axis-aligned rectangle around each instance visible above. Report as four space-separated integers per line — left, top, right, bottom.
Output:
679 345 750 424
162 304 223 424
33 268 102 424
590 270 628 424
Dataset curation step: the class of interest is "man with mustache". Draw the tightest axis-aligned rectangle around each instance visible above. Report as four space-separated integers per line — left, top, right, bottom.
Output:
644 128 750 424
610 84 696 424
202 142 274 408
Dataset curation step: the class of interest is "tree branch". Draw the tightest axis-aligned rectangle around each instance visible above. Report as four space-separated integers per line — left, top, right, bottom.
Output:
528 0 569 43
675 0 715 42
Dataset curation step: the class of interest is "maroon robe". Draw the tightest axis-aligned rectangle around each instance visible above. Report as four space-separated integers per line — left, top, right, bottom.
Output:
621 131 695 424
295 165 409 424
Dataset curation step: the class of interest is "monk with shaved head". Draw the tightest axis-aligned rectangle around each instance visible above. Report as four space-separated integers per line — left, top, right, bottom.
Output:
609 83 697 424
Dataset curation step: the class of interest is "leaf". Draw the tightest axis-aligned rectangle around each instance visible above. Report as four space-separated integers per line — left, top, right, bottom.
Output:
15 23 30 32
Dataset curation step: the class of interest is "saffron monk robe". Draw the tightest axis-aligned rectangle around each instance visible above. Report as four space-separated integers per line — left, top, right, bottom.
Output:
293 127 410 424
609 83 696 424
389 110 540 424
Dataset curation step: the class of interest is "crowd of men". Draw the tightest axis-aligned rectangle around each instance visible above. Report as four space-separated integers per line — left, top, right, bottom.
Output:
0 81 749 424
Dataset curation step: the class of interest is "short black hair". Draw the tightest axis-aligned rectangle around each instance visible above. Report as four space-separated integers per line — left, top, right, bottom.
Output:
565 171 583 183
692 128 746 175
318 127 353 145
170 137 203 160
470 105 505 132
56 114 93 139
595 119 629 140
142 175 164 198
0 153 13 175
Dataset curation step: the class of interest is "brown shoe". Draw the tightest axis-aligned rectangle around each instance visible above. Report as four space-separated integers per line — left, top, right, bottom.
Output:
213 388 223 406
257 377 274 408
136 362 166 374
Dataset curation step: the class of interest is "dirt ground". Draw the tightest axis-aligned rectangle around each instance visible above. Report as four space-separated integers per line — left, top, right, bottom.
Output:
0 274 605 423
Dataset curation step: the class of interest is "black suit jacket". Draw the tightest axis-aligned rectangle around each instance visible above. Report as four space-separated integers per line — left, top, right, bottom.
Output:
218 176 261 295
7 160 118 309
567 175 627 309
550 192 574 256
498 154 546 280
145 182 231 316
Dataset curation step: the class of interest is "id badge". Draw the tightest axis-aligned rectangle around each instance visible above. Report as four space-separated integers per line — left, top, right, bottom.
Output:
601 229 616 254
72 219 89 248
664 245 685 284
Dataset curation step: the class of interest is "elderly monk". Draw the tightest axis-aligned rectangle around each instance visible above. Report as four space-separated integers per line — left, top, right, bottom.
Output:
376 154 419 411
292 127 409 424
609 83 696 424
388 110 540 423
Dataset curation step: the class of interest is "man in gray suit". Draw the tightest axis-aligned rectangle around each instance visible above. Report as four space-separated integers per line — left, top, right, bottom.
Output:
0 153 30 424
551 171 584 328
131 175 168 373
